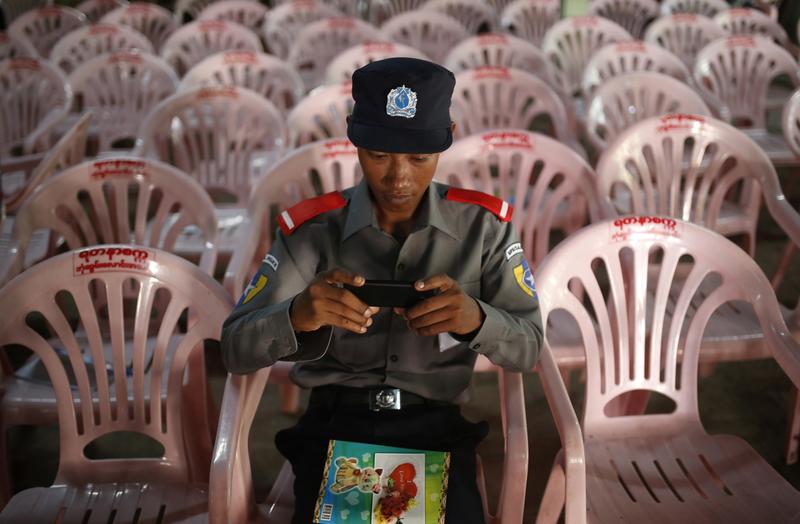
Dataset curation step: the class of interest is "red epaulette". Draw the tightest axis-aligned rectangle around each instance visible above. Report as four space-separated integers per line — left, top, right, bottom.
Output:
445 188 513 222
278 191 347 235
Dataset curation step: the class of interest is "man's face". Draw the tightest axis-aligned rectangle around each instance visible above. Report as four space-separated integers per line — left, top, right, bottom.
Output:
357 148 440 215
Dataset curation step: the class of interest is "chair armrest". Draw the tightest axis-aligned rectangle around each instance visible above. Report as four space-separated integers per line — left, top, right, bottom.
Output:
209 368 271 524
222 220 255 300
23 108 69 155
495 369 529 524
536 344 586 524
765 322 800 390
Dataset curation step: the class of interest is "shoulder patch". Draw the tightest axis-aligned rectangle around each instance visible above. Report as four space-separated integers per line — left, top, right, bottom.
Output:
445 188 513 222
278 191 347 235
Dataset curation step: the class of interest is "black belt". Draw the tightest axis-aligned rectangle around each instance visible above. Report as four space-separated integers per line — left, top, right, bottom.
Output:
309 385 452 412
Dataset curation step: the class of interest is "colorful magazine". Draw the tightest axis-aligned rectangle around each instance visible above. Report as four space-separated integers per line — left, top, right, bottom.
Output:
313 440 450 524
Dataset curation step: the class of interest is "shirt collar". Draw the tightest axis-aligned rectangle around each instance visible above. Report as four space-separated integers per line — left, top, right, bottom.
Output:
342 179 460 242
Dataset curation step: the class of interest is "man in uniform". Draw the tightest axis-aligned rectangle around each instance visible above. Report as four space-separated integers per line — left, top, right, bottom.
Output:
221 58 543 522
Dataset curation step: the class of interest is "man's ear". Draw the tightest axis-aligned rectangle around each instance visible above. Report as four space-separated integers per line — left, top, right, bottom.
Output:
450 121 456 135
346 115 351 126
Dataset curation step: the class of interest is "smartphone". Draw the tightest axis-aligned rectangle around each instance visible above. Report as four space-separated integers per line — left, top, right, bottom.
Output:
343 280 435 308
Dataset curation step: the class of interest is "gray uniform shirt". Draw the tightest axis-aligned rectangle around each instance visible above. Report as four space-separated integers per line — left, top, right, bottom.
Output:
221 180 543 402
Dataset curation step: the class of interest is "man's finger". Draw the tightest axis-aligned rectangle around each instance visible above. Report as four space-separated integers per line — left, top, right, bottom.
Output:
321 311 372 334
405 293 455 320
408 306 455 330
415 274 455 293
320 268 365 287
323 301 371 327
326 286 372 316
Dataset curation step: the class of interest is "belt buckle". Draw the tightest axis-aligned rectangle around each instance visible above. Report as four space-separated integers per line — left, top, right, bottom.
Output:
369 388 401 411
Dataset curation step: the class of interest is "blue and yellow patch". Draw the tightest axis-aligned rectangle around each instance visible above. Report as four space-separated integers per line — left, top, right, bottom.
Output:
238 273 268 306
513 259 536 298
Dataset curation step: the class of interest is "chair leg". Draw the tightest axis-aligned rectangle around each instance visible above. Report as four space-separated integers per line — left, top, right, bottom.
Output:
786 385 800 465
536 450 566 524
279 384 300 415
0 424 11 509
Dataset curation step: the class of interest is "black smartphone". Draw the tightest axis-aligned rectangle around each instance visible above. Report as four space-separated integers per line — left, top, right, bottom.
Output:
343 280 435 308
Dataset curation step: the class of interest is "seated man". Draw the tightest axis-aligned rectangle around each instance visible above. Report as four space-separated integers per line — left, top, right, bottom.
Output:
221 57 543 523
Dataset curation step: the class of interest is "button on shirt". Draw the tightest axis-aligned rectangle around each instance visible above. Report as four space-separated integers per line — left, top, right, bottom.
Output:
221 180 543 402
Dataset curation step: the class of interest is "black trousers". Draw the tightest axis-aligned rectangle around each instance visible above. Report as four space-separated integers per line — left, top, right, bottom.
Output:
275 389 489 524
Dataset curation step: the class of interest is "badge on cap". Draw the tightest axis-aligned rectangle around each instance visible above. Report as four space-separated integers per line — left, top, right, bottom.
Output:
386 85 417 118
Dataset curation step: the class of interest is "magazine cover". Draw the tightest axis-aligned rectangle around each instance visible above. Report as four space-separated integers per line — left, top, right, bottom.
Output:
313 440 450 524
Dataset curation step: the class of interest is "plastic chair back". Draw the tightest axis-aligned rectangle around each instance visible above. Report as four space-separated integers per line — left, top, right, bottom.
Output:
444 33 548 81
784 89 800 158
197 0 267 34
226 138 362 297
536 216 794 439
644 13 726 68
585 71 710 151
262 0 341 60
366 0 429 26
714 7 789 45
286 81 353 147
0 0 49 27
0 244 232 484
101 3 177 52
287 17 382 91
325 41 428 84
451 66 575 146
5 157 219 282
543 16 633 97
51 22 153 74
693 35 799 129
137 85 286 205
582 40 690 99
422 0 496 34
69 50 178 151
174 0 217 23
596 114 772 242
382 10 470 64
500 0 561 48
661 0 730 17
160 19 261 77
0 57 71 157
0 31 23 60
77 0 127 23
8 5 86 58
181 50 304 116
589 0 660 39
436 129 601 264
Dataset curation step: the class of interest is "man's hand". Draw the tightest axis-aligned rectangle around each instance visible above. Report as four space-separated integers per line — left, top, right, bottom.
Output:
290 269 379 334
398 274 484 337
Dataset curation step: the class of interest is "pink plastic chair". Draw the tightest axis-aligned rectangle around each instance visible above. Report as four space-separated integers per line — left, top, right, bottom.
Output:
76 0 127 23
137 85 287 207
50 22 153 74
100 2 177 52
7 5 86 58
0 0 49 28
500 0 561 49
661 0 730 17
589 0 660 39
174 0 219 23
68 50 178 152
0 32 23 61
585 71 710 152
534 217 800 524
422 0 496 34
2 112 90 216
436 129 602 265
366 0 429 26
325 41 429 84
181 50 304 117
2 156 219 285
785 89 800 159
209 364 528 523
450 67 580 152
262 0 341 60
224 138 362 299
381 10 470 64
197 0 268 34
444 32 549 82
542 16 633 97
0 57 72 158
160 19 262 77
693 35 798 130
581 40 691 100
0 245 232 523
287 17 382 91
286 80 353 147
643 13 726 68
714 7 789 45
